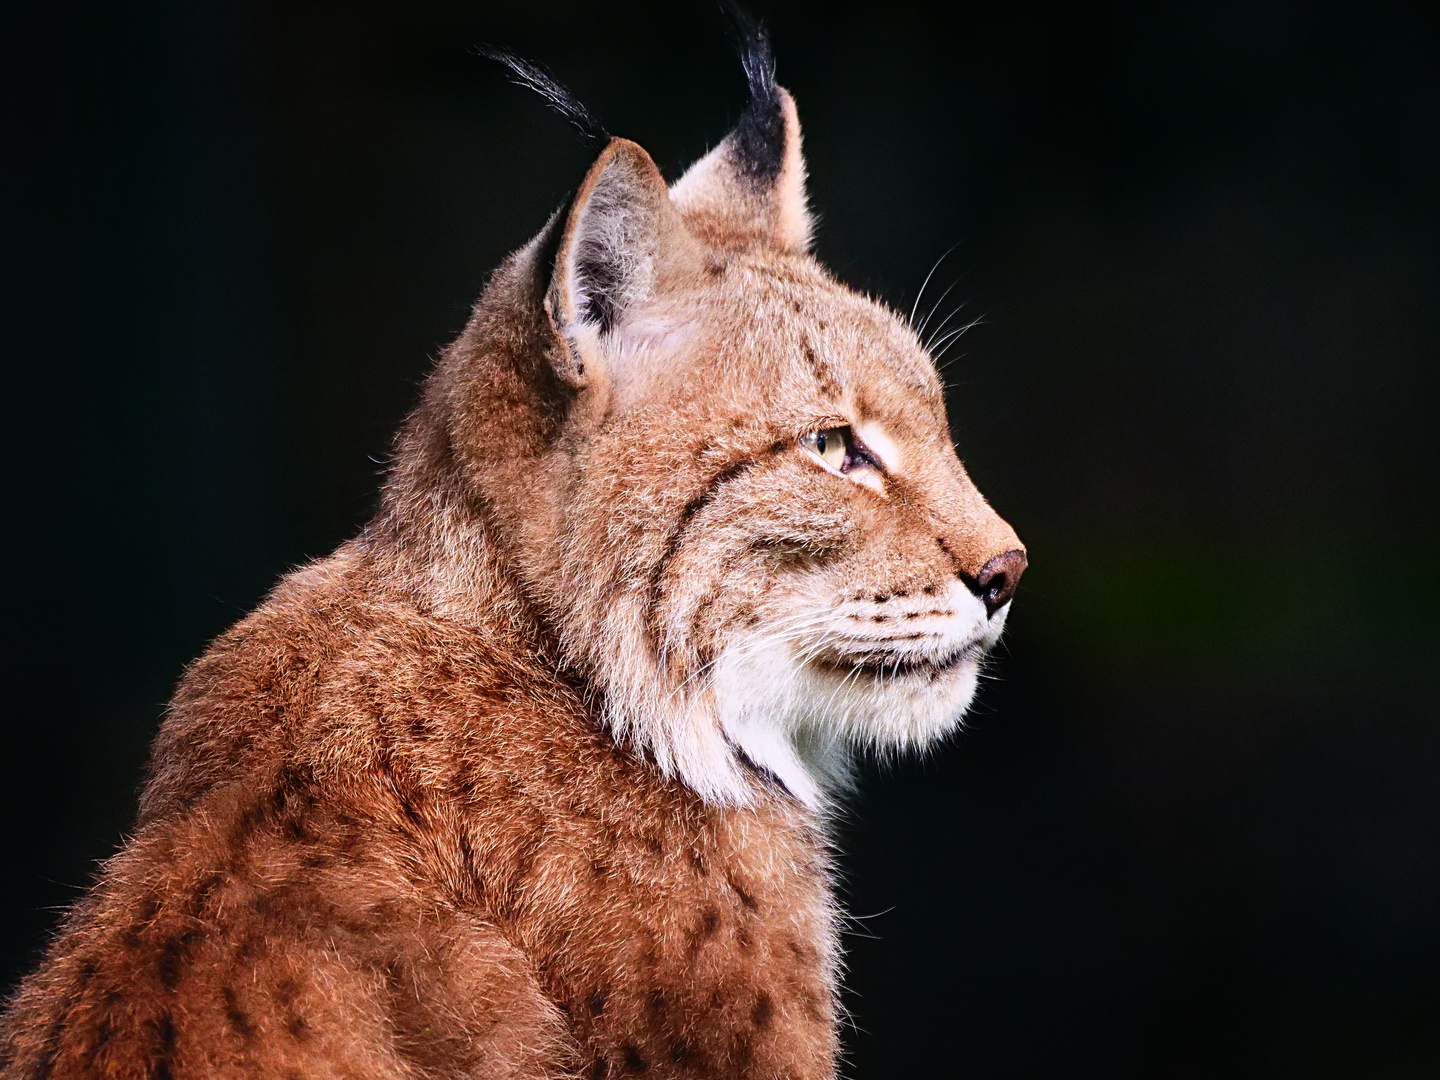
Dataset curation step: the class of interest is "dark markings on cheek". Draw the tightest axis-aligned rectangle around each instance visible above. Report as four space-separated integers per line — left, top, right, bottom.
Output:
691 586 725 655
688 545 765 670
623 1044 647 1072
589 989 608 1016
644 451 778 645
286 1013 310 1042
590 1059 609 1080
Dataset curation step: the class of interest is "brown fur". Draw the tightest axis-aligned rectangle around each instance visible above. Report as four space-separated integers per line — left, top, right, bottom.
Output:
1 71 1022 1080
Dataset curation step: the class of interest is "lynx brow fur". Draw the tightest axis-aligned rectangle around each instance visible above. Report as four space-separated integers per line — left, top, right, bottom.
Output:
0 14 1026 1080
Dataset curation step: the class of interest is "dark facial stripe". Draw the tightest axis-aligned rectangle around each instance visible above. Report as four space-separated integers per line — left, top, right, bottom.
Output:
687 545 755 669
644 444 784 646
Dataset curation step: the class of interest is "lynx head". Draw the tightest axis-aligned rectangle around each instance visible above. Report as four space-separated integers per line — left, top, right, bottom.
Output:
405 24 1025 808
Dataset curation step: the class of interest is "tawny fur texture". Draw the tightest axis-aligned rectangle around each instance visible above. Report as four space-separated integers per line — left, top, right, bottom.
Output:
1 68 1025 1080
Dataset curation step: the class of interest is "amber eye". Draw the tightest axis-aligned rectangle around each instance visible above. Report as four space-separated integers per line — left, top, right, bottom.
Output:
800 426 852 471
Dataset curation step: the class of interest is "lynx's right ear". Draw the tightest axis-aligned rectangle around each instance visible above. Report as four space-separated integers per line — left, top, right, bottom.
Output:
544 137 688 388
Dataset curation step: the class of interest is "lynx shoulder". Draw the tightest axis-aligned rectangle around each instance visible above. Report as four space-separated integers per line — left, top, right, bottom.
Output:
1 19 1024 1080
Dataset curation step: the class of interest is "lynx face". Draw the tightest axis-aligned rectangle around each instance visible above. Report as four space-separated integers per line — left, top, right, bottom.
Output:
460 65 1025 809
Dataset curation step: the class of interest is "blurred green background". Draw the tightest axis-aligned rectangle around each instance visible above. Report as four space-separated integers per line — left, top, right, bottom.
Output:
4 1 1437 1075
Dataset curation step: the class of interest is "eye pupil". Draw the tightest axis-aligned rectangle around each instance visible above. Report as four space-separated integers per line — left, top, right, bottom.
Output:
801 426 860 472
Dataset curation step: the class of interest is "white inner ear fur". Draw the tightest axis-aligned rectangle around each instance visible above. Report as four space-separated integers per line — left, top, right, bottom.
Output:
563 177 658 332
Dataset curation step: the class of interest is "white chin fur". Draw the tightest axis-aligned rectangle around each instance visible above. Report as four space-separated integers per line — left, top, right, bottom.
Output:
691 583 1009 810
599 583 1008 811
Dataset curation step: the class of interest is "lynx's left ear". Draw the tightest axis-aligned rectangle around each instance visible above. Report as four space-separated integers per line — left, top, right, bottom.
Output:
669 12 811 253
542 136 697 389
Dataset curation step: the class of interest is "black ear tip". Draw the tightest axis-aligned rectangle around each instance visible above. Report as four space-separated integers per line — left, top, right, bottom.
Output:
721 1 784 181
721 0 775 95
477 44 607 144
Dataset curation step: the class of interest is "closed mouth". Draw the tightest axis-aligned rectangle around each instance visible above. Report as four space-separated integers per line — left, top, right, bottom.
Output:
811 640 985 680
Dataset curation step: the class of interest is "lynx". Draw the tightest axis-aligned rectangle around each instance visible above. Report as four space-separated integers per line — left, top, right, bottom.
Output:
1 19 1024 1080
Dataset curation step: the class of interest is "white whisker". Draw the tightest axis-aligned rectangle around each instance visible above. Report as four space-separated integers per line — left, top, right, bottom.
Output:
908 244 958 330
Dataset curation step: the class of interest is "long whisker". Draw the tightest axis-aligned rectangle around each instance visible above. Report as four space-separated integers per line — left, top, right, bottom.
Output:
921 299 972 352
928 316 984 359
908 244 958 330
916 280 962 338
821 661 868 715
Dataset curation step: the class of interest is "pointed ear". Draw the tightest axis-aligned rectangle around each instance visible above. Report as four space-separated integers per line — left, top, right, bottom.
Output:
668 19 811 253
544 137 685 386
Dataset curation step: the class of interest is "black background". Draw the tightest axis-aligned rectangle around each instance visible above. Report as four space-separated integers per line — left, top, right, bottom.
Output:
4 1 1438 1076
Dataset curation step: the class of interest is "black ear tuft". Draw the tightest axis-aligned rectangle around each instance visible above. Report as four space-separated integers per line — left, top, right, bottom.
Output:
721 2 784 181
478 46 608 143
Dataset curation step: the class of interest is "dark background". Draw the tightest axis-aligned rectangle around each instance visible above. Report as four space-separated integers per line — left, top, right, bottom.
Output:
4 1 1437 1076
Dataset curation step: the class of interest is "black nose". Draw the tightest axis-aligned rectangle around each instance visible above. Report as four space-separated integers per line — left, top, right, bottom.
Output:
974 549 1028 617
